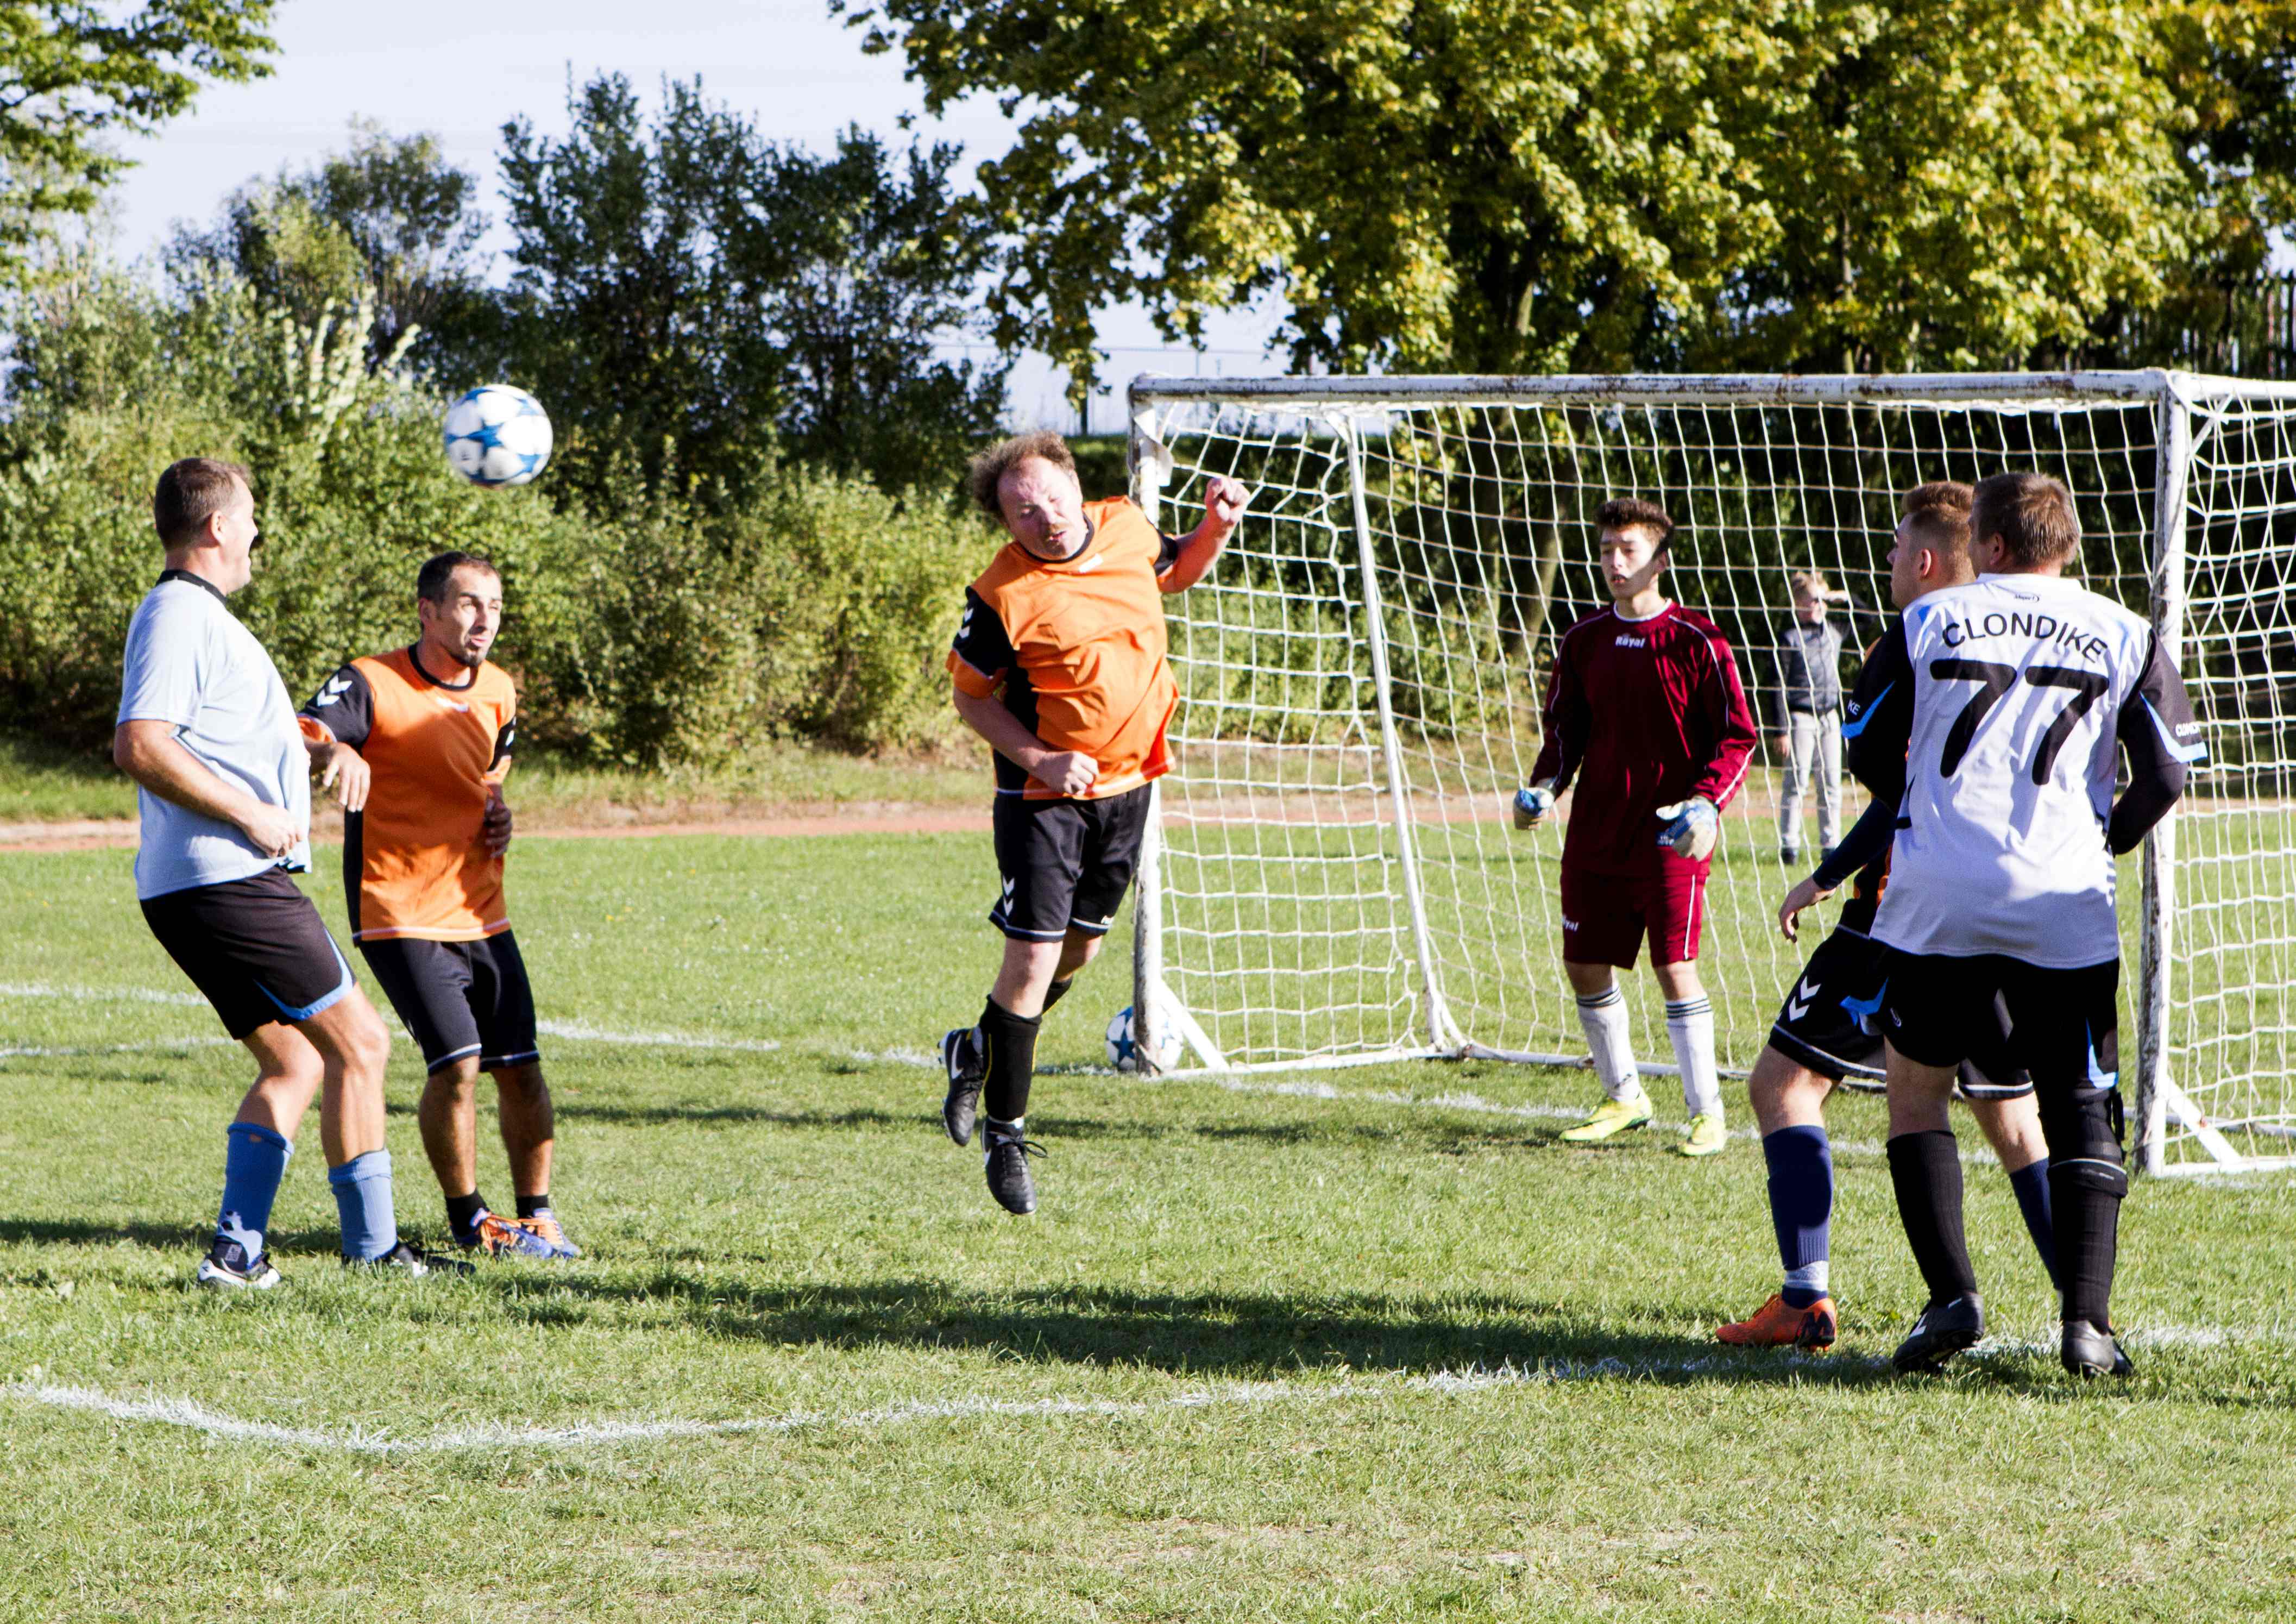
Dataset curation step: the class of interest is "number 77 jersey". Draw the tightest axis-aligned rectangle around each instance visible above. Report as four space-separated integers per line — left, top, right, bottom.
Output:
1842 573 2205 969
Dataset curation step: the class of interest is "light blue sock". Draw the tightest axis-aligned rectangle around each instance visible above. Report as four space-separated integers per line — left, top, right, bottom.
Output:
216 1122 292 1260
327 1150 399 1262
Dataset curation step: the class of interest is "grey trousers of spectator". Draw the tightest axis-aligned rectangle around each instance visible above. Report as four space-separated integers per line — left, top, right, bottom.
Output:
1779 707 1842 855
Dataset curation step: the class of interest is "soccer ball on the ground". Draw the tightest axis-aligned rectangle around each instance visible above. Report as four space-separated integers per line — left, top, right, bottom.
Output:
1106 1004 1183 1073
443 385 553 488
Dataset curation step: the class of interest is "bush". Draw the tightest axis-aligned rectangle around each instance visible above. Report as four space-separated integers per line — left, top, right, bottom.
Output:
0 267 1002 769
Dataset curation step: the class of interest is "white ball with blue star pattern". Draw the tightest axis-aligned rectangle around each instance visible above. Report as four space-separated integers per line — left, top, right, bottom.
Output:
443 384 552 488
1105 1004 1183 1073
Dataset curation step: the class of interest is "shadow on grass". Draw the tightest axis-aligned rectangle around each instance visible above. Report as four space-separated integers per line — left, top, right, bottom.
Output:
0 1215 345 1256
502 1270 1908 1389
553 1099 1529 1152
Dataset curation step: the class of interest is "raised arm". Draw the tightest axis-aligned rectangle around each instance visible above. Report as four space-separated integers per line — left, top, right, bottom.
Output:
1156 476 1249 594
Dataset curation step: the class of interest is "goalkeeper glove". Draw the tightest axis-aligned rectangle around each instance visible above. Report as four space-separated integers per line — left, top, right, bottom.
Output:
1655 797 1719 861
1512 781 1557 830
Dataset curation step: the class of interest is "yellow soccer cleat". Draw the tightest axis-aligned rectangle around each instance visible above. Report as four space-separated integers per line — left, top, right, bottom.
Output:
1558 1091 1653 1143
1678 1111 1729 1157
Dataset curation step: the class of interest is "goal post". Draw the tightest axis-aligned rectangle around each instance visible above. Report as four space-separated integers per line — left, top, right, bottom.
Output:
1125 369 2296 1176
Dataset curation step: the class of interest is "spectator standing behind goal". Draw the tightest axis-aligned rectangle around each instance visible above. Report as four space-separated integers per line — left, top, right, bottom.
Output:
112 459 465 1287
1845 472 2203 1379
937 432 1248 1216
298 553 578 1263
1512 498 1760 1158
1773 569 1848 865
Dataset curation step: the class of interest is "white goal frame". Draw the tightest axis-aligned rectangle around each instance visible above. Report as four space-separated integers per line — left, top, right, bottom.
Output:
1125 369 2296 1178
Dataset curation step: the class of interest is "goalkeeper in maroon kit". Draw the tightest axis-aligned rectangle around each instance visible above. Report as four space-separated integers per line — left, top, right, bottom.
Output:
1513 498 1759 1157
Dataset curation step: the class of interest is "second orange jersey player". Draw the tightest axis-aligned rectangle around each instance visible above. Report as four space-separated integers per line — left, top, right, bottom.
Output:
299 551 575 1261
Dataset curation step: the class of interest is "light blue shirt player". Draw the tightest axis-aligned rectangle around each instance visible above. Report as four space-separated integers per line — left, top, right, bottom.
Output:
116 570 312 898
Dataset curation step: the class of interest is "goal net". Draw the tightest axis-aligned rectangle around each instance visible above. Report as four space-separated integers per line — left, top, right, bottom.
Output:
1123 371 2296 1176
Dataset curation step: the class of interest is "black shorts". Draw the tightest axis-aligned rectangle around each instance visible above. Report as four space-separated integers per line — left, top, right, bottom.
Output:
358 931 540 1074
1881 950 2118 1095
1771 927 2031 1099
989 785 1152 942
141 867 356 1040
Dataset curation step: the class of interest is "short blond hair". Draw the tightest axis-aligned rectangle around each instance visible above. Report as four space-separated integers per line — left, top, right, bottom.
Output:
1789 569 1829 603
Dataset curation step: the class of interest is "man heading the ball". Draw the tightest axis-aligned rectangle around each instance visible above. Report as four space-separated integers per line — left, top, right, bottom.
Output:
939 432 1247 1215
1515 498 1759 1157
1847 472 2201 1377
115 458 461 1284
1715 483 2059 1352
298 552 575 1261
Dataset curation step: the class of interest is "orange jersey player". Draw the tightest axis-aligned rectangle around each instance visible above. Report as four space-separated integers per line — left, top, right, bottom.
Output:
936 430 1248 1217
299 551 575 1262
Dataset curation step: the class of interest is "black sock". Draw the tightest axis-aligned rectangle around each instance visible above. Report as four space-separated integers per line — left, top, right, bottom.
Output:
1040 977 1075 1013
978 997 1042 1123
2050 1162 2123 1327
1886 1131 1977 1305
515 1193 552 1220
445 1190 488 1238
2007 1158 2059 1291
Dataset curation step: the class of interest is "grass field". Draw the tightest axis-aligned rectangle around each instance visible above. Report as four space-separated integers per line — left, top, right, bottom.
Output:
6 827 2296 1621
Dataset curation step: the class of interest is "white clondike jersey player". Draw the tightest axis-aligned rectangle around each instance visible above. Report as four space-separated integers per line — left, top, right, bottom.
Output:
1842 472 2201 1382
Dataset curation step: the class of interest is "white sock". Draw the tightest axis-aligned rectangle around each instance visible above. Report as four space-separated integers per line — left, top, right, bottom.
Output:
1575 988 1640 1101
1665 996 1722 1118
1784 1261 1830 1299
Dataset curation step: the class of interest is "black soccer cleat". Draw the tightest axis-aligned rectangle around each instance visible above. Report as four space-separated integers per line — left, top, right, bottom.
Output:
982 1122 1045 1216
196 1237 281 1291
2061 1319 2136 1378
941 1026 985 1146
1891 1293 1985 1374
348 1240 474 1278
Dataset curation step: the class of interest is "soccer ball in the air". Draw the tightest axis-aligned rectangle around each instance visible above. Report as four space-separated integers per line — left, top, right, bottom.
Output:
443 384 553 488
1106 1004 1183 1073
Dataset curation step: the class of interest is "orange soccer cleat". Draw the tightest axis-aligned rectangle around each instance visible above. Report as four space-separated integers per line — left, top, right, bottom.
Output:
1716 1292 1838 1350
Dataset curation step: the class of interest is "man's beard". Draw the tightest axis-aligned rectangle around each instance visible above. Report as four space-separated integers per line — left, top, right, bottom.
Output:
449 641 485 670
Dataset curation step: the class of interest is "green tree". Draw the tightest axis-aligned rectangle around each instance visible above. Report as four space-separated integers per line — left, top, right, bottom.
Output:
169 121 492 368
739 127 1007 493
839 0 2203 379
495 73 785 504
495 74 1007 504
0 2 277 288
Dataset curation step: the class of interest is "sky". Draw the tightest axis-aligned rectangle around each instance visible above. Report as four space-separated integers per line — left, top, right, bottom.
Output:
103 0 1285 430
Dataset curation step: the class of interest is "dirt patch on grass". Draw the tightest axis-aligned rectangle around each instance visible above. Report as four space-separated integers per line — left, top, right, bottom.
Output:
0 800 990 854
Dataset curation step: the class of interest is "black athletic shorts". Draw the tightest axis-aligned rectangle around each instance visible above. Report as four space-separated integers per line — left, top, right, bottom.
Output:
989 785 1152 942
141 867 356 1040
1771 927 2031 1099
1881 950 2119 1094
358 931 540 1074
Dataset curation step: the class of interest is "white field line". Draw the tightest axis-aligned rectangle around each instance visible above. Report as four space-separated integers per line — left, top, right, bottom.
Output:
533 1018 779 1054
0 1356 1846 1456
0 1037 237 1059
0 980 206 1008
9 1318 2289 1456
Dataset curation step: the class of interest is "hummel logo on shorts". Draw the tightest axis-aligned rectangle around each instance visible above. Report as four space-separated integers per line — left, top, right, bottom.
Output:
1785 975 1819 1021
